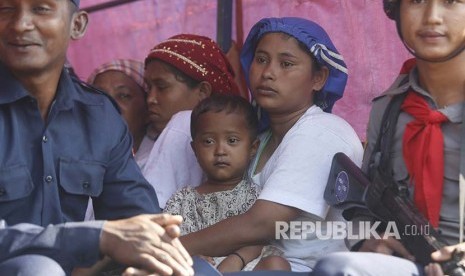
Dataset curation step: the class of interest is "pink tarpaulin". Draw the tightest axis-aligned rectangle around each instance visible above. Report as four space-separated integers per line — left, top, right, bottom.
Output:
68 0 412 140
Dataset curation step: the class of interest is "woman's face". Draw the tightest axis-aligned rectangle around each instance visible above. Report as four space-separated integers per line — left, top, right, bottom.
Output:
248 32 327 116
144 60 203 133
93 70 148 138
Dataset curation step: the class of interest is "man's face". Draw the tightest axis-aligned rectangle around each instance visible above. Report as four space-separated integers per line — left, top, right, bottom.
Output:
0 0 75 75
400 0 465 62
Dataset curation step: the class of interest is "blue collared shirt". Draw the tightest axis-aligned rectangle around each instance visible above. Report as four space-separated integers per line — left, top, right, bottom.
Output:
0 63 160 226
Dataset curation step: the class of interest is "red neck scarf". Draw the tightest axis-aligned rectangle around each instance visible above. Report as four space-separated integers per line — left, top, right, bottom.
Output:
401 91 448 228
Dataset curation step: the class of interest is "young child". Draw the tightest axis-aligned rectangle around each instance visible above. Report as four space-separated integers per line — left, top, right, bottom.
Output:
164 94 289 272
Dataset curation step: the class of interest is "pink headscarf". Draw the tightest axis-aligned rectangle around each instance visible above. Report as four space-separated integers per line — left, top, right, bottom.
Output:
87 59 146 91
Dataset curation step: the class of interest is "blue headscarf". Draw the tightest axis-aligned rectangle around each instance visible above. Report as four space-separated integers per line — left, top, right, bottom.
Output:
240 17 348 122
71 0 80 7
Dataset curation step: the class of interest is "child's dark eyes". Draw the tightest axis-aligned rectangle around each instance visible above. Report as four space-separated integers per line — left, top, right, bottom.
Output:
228 137 239 144
202 138 215 145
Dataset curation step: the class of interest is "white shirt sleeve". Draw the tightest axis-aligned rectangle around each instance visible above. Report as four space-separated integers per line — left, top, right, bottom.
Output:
142 111 204 208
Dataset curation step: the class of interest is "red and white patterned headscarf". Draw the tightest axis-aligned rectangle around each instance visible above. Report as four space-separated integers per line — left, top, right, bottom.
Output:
145 34 240 96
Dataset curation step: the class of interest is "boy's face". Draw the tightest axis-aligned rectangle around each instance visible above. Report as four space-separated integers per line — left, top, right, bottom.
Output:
0 0 78 75
191 110 258 185
145 60 203 133
400 0 465 62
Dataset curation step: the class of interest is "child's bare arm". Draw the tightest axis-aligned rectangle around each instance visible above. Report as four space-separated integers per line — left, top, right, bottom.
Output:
217 245 263 272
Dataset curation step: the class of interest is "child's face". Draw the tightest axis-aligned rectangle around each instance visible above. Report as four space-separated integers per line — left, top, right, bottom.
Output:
400 0 465 62
248 32 327 115
191 110 258 184
144 60 203 133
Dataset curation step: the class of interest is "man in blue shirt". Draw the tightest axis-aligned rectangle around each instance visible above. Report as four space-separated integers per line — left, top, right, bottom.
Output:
0 0 194 275
0 0 158 225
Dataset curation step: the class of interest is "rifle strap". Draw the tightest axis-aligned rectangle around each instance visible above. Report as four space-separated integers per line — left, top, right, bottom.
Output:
369 92 407 179
459 103 465 243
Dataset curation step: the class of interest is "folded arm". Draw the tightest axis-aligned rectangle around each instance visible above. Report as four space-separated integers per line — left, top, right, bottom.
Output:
180 199 300 257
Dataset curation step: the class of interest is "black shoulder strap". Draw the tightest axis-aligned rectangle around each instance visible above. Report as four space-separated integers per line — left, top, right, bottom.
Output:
368 92 408 181
71 75 121 114
340 93 407 223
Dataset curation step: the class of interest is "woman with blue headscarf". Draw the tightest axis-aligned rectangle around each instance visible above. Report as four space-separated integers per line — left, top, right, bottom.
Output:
179 17 364 273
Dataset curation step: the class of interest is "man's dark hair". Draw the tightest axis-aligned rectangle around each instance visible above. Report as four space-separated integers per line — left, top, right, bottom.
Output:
383 0 399 21
190 94 259 140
